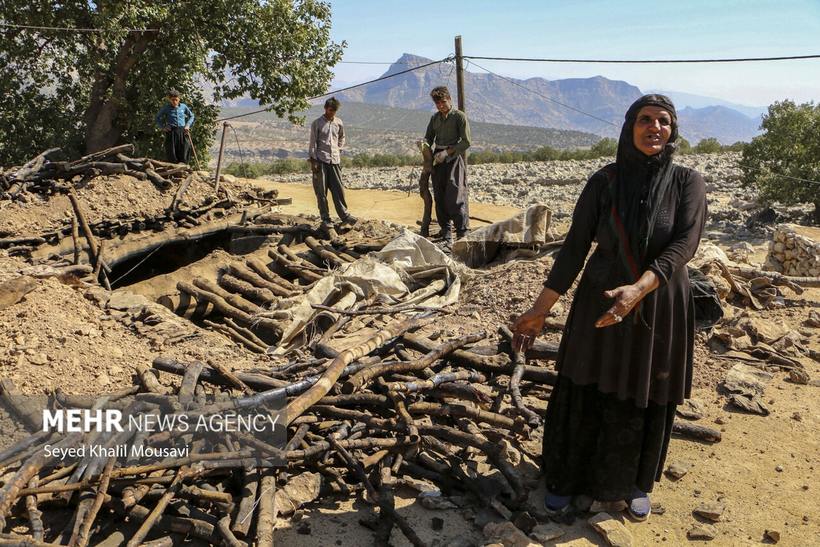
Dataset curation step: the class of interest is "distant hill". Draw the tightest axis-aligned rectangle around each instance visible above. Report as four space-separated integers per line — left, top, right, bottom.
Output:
649 89 767 120
216 102 600 161
334 53 763 143
677 105 762 145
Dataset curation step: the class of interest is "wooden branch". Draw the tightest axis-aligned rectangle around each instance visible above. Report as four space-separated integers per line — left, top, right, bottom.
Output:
305 236 344 268
330 438 427 547
207 361 255 395
191 277 261 315
342 332 483 394
231 467 259 537
178 361 205 407
24 478 44 542
219 274 278 306
672 421 722 443
74 457 115 547
217 515 247 547
178 280 280 338
245 257 299 292
284 315 431 425
227 263 295 297
408 402 526 433
203 319 269 353
152 357 287 391
255 472 276 547
126 467 191 546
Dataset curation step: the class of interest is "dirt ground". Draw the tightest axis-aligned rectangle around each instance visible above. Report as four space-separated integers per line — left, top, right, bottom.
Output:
0 175 818 546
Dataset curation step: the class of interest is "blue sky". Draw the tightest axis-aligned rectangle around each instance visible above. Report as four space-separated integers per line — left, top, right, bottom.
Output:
326 0 820 107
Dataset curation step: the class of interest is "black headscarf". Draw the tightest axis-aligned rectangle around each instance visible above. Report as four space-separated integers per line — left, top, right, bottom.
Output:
610 94 679 280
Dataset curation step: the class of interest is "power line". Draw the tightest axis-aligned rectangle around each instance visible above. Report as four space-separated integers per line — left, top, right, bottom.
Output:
466 60 618 127
0 22 158 33
338 61 413 65
217 56 452 122
465 53 820 64
763 172 820 186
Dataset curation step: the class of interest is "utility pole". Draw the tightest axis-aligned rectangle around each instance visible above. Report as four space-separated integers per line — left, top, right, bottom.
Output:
454 35 465 112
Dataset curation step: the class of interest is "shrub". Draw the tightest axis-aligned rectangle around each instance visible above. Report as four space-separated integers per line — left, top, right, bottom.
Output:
740 100 820 222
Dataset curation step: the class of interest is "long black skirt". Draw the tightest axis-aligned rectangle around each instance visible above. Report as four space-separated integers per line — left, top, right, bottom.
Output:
541 376 676 501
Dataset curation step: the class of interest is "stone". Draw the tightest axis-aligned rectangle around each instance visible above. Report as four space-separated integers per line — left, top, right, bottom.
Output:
588 512 633 547
275 472 321 516
107 290 148 311
723 364 772 397
419 494 458 510
677 398 706 420
787 368 810 385
728 394 770 416
665 461 690 480
512 512 537 534
27 353 49 366
764 529 781 543
220 173 237 184
687 523 717 540
529 523 565 543
482 521 539 547
590 500 627 513
693 501 725 522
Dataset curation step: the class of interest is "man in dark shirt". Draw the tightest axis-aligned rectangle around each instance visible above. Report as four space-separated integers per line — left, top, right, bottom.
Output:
423 86 471 246
155 89 195 164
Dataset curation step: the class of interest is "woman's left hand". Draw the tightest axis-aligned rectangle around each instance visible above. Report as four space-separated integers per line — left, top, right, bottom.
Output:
595 284 645 328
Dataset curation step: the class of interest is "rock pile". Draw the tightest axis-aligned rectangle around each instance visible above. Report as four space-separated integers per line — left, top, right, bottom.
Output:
766 224 820 277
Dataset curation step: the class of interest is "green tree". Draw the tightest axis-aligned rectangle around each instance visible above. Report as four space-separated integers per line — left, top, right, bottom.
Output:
590 137 617 157
694 137 722 154
740 100 820 222
0 1 344 165
676 137 692 154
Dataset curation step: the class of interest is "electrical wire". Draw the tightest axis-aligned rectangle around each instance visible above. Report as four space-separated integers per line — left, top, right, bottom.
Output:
0 22 158 33
464 53 820 64
217 56 453 122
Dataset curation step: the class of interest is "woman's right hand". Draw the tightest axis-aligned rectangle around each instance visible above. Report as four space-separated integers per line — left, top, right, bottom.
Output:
511 308 547 352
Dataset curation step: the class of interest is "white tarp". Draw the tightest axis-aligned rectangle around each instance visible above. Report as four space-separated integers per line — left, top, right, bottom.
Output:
452 204 553 267
270 230 460 354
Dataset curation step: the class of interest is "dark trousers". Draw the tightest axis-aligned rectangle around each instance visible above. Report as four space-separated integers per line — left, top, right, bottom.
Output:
431 154 469 235
165 127 191 164
419 150 434 235
312 161 350 222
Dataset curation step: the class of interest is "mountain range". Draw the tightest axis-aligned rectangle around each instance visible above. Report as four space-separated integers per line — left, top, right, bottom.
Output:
334 53 764 144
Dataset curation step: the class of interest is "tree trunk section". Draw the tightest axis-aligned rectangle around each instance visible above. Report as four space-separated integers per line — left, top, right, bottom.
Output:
83 34 153 153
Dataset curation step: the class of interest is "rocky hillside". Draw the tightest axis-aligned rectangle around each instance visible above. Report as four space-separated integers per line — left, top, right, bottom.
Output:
336 53 763 143
215 103 600 161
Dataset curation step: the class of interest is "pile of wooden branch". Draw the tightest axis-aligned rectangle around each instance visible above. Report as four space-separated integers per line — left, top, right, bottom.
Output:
0 305 721 546
1 145 197 199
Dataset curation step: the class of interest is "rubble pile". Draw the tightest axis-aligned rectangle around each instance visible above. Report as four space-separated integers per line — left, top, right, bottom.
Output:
766 224 820 277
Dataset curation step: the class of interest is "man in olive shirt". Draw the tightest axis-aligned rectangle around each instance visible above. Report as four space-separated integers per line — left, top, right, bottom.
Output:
423 86 471 246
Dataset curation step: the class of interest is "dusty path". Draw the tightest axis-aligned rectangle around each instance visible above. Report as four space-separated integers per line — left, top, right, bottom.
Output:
252 180 522 229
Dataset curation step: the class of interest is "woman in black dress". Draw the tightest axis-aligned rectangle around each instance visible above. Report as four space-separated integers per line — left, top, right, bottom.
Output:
512 94 707 520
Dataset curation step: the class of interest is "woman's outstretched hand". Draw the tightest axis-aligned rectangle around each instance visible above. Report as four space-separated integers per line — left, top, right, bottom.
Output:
595 271 659 328
512 308 546 352
512 287 561 351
